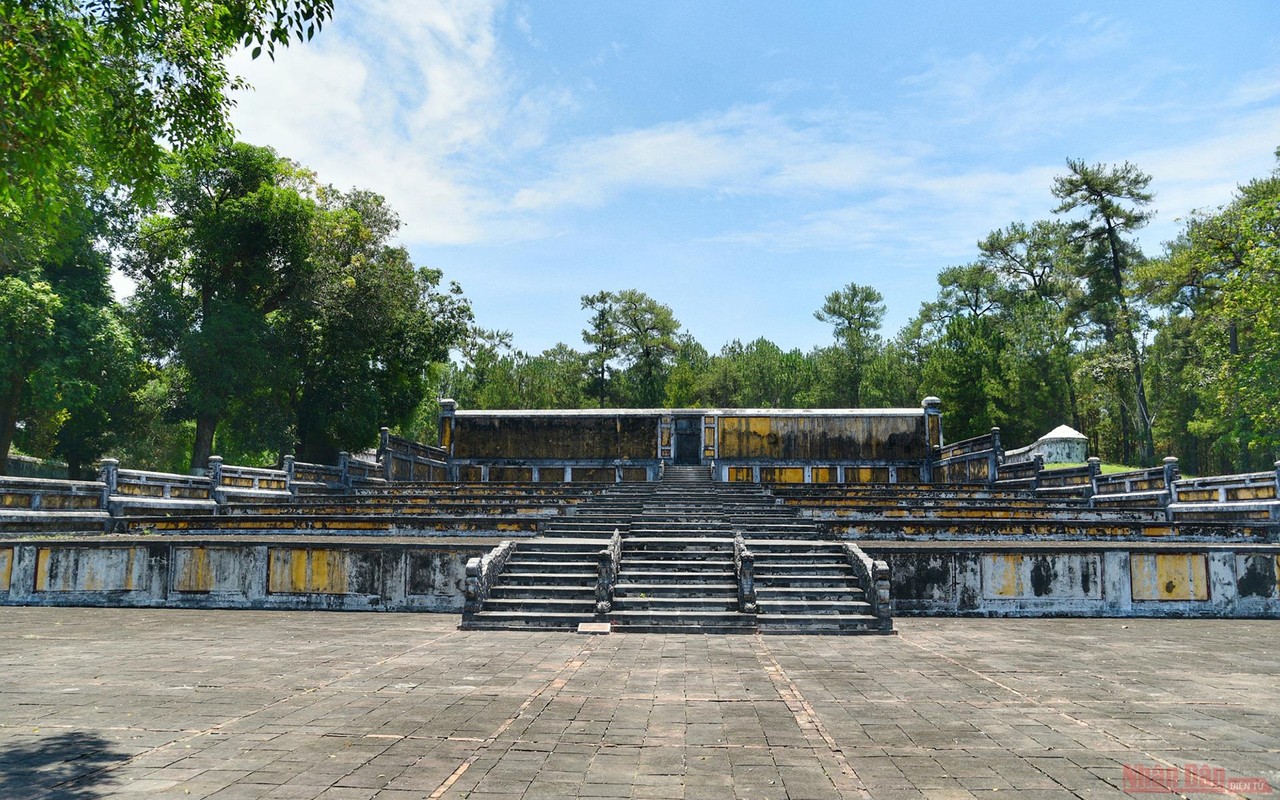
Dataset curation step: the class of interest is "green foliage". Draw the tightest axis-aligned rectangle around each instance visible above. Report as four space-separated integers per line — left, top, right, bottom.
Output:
125 143 471 468
287 187 472 462
814 283 885 406
0 187 140 476
0 0 333 211
125 142 317 468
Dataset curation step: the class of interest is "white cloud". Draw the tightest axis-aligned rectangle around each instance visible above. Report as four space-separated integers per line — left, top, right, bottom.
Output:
229 0 559 245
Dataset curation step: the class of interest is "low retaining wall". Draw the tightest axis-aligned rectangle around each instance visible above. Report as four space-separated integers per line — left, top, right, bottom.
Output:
0 537 504 612
861 541 1280 618
4 536 1277 619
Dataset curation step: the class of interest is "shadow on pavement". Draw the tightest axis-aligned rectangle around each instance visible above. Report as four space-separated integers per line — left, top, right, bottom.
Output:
0 731 128 799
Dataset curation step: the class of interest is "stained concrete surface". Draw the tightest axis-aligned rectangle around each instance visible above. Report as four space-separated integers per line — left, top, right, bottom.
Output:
0 610 1277 799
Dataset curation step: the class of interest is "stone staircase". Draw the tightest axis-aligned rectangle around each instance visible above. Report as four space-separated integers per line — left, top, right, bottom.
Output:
461 465 892 634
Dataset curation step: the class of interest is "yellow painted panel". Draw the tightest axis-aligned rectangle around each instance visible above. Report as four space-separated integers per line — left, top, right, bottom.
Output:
989 554 1024 597
269 548 349 594
174 547 213 592
35 548 51 591
1230 486 1278 501
748 417 772 438
810 467 834 483
728 468 754 482
1131 553 1209 601
761 467 804 483
0 548 12 591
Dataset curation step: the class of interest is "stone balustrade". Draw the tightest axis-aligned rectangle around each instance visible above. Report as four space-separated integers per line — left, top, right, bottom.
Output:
933 427 1002 484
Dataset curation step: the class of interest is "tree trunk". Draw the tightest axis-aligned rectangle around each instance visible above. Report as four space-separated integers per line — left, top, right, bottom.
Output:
1105 224 1155 466
0 377 23 477
191 411 219 472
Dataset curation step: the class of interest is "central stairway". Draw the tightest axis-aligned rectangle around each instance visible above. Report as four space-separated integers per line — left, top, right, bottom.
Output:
462 466 892 634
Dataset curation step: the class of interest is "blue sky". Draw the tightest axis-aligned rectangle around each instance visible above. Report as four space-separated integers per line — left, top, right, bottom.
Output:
227 1 1280 354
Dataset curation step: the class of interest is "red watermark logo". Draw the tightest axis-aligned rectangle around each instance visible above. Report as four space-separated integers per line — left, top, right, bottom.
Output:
1123 763 1273 794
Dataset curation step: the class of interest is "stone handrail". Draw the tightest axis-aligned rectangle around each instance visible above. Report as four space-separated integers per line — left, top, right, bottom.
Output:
1035 458 1101 495
379 428 449 482
1093 458 1179 498
938 428 1001 458
207 457 290 505
994 455 1043 489
933 427 1002 485
0 475 107 511
844 542 892 631
462 540 516 619
107 463 211 499
338 452 385 488
286 458 344 490
733 532 757 614
595 528 622 615
1173 464 1280 504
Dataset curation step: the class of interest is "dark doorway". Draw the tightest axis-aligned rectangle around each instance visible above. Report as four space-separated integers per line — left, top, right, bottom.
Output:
674 416 702 465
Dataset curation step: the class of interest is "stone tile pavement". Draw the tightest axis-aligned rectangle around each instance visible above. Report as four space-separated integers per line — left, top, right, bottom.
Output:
0 609 1277 799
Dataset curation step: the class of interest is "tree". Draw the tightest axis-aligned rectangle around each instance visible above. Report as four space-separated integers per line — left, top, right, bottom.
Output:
580 292 622 407
1 0 333 211
612 289 679 407
1052 159 1156 465
1141 151 1280 469
286 188 471 462
0 186 140 476
814 283 885 407
125 142 318 469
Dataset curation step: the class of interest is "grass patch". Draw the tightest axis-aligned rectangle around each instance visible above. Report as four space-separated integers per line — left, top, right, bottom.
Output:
1040 462 1142 474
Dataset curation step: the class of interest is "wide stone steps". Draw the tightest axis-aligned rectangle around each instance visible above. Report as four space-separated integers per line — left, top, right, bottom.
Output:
608 610 756 634
756 613 882 634
464 466 892 634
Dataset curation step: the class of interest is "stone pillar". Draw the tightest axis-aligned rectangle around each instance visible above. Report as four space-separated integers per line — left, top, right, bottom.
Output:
283 455 296 497
1031 454 1044 490
1163 456 1180 504
98 458 119 511
922 397 942 483
1085 457 1101 501
338 451 352 489
380 427 393 483
207 456 224 511
439 399 458 460
988 427 1001 485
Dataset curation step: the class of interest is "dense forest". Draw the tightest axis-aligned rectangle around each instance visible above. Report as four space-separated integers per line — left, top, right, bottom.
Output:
2 3 1277 477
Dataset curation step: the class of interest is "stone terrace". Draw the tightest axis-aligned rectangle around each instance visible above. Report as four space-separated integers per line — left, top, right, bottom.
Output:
2 608 1278 799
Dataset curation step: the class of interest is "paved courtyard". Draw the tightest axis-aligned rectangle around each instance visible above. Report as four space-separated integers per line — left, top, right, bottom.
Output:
0 609 1276 800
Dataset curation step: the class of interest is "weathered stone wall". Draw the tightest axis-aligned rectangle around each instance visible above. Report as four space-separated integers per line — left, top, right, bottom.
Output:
716 413 927 461
0 538 501 612
448 412 659 460
440 403 939 484
862 542 1280 617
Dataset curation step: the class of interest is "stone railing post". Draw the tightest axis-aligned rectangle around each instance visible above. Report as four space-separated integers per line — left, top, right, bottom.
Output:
338 451 352 490
734 533 757 614
97 458 119 509
207 455 224 511
873 558 892 631
1274 460 1280 499
1163 457 1180 502
380 427 393 483
1031 454 1044 490
283 455 296 496
463 557 483 617
988 427 1001 485
1085 457 1101 499
595 529 621 616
